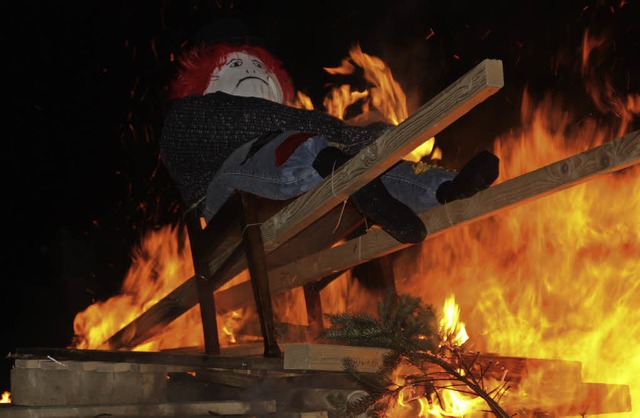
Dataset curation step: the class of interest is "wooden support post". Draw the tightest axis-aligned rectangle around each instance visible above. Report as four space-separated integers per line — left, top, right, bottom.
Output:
193 275 218 354
240 192 281 358
179 211 222 355
351 255 397 295
303 284 324 337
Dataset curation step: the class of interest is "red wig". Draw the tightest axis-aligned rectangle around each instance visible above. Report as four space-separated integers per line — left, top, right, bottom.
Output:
169 43 294 102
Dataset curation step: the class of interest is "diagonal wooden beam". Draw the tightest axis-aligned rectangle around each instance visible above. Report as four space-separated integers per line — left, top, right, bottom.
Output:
103 59 503 350
214 129 640 314
260 58 504 252
205 58 504 274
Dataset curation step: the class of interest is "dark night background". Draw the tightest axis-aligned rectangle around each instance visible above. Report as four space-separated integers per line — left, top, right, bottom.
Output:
3 0 639 393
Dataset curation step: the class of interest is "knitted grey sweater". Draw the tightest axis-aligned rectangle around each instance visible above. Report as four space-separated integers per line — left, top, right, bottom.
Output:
159 91 390 211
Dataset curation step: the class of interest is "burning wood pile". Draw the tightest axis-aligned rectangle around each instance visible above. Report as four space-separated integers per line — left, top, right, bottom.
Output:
2 45 639 417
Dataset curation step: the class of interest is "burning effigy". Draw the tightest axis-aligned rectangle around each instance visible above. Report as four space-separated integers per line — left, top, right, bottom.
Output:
4 10 639 418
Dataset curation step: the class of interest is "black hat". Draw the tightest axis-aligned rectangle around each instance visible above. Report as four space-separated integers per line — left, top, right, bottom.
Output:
192 15 264 47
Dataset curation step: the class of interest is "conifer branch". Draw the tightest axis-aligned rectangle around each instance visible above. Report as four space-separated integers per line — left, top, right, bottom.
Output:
324 290 511 417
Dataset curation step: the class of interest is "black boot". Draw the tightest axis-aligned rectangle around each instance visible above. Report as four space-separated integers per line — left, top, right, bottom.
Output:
436 150 499 204
313 147 427 244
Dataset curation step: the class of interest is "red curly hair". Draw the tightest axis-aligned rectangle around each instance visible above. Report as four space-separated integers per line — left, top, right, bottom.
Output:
169 42 294 102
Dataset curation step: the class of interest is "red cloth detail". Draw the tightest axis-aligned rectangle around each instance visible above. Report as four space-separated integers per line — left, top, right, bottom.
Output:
275 132 314 167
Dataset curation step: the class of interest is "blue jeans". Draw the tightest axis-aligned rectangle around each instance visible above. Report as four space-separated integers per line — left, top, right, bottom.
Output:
203 131 456 222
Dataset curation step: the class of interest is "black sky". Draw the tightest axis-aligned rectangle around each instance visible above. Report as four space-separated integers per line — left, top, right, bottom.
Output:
3 0 639 392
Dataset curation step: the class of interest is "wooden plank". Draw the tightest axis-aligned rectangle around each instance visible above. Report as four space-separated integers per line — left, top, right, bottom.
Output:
102 59 502 351
104 276 200 350
10 347 285 372
506 382 632 416
567 382 632 415
263 202 363 271
214 128 640 311
281 344 631 415
0 400 276 418
191 369 262 389
260 58 504 252
277 413 329 418
282 343 585 384
283 343 390 373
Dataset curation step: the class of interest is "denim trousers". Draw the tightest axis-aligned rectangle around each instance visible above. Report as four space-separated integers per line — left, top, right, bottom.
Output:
203 131 456 222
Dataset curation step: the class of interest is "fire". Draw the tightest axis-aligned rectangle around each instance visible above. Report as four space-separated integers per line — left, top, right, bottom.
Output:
290 43 440 163
425 389 485 417
387 297 501 417
439 295 469 348
69 28 640 417
71 224 201 350
0 391 11 404
394 35 640 416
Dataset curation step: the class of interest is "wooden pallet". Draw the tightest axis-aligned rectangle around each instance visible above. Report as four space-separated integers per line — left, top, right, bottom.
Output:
3 345 632 417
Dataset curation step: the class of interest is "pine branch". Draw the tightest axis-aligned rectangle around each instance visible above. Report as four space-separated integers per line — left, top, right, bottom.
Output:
325 290 439 353
323 290 511 417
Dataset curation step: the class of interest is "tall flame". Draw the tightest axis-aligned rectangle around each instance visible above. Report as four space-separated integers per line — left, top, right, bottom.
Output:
439 295 469 348
394 32 640 415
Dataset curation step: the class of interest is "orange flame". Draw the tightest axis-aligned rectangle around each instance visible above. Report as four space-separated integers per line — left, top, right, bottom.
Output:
0 391 11 404
291 43 440 162
425 389 485 417
439 295 469 348
388 297 498 417
72 224 195 350
394 32 640 416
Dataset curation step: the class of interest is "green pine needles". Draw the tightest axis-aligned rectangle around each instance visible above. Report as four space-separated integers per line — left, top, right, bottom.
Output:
324 290 510 417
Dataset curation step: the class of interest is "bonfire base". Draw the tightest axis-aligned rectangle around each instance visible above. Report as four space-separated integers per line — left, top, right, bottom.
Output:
2 345 632 417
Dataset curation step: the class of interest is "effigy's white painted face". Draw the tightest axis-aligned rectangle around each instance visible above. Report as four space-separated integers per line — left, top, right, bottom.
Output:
204 51 283 103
